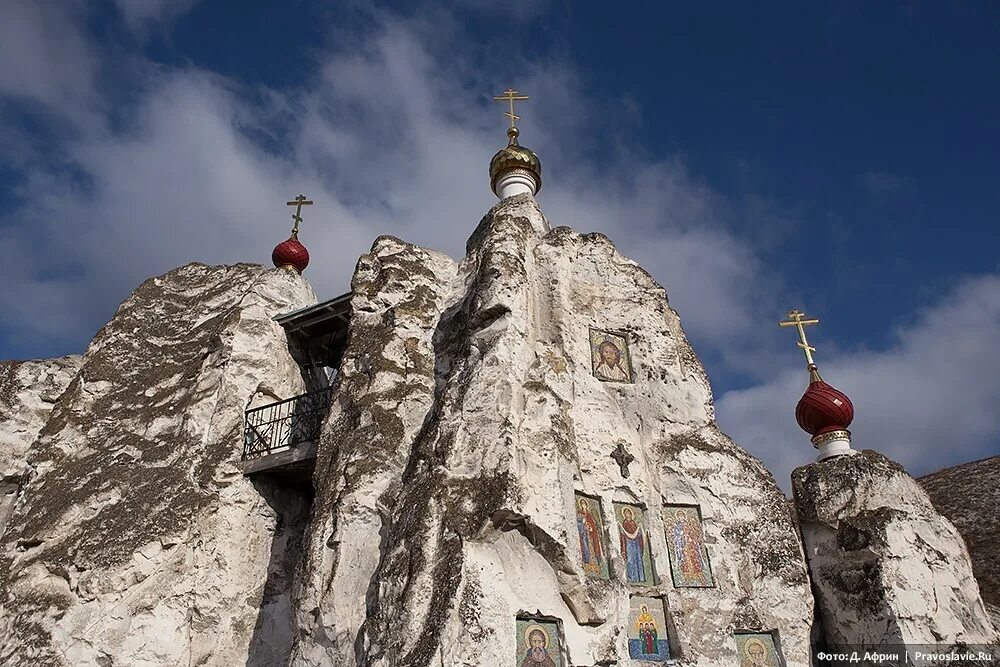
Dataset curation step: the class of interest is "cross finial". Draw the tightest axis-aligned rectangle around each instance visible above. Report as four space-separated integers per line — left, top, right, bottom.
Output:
493 88 529 144
610 443 635 478
285 194 314 238
779 309 822 381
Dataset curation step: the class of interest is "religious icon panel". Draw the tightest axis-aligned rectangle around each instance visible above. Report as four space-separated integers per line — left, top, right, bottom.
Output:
516 618 563 667
575 492 610 579
627 596 671 661
663 504 714 587
735 632 784 667
613 501 656 585
589 329 633 383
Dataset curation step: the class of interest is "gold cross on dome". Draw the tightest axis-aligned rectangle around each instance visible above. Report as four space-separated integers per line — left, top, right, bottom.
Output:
779 309 821 369
286 194 313 237
493 88 529 130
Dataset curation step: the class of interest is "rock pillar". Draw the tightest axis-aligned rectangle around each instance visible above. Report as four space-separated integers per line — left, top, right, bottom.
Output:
792 449 999 646
0 263 319 666
289 195 816 666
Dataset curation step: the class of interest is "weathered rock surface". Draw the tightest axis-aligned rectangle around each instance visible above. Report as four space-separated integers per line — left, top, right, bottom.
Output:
792 450 999 646
290 194 815 666
0 355 82 535
0 263 319 666
919 456 1000 628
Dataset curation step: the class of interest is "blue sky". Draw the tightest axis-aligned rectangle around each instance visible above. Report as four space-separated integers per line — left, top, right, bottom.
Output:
1 1 997 487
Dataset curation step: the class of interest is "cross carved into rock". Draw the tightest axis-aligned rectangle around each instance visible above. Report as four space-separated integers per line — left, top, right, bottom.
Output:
610 443 635 478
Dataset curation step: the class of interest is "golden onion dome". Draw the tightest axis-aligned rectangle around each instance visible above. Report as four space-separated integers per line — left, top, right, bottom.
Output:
489 127 542 194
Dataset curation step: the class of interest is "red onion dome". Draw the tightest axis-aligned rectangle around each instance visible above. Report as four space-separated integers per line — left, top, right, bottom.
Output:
272 236 310 273
795 378 854 437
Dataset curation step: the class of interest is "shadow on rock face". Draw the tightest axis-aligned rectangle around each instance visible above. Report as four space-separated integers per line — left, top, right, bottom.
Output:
247 477 314 666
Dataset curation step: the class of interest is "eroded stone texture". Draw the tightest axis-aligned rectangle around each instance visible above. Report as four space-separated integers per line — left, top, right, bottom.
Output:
289 236 459 664
792 450 999 646
919 456 1000 629
0 355 82 535
290 195 815 666
0 263 319 666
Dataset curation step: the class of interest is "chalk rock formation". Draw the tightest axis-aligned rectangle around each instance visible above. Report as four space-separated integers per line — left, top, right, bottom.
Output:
920 456 1000 628
0 263 319 666
290 194 815 666
0 355 82 534
792 450 999 646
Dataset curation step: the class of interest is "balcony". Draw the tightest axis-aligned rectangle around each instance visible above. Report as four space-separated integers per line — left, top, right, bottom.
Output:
241 386 332 478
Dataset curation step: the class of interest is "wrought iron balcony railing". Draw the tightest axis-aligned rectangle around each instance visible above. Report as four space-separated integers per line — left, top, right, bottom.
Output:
243 387 332 460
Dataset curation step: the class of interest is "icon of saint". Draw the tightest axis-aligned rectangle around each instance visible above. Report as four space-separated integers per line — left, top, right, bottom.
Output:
672 509 709 584
576 498 604 574
740 638 769 667
594 339 630 382
618 506 647 583
636 605 659 656
521 626 557 667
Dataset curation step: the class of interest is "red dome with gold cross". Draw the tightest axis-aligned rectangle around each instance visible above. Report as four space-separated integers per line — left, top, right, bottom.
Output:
779 309 855 454
795 377 854 436
272 236 309 273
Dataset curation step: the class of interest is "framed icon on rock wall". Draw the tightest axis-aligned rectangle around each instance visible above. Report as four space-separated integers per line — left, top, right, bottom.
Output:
516 617 563 667
589 329 634 383
663 504 714 587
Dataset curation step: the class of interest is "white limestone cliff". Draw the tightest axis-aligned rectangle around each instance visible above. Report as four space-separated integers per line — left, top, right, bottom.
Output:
920 456 1000 629
792 450 999 646
1 194 995 666
289 194 816 666
0 263 319 666
0 355 82 535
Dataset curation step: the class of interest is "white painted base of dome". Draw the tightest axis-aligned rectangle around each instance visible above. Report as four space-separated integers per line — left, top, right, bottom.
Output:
816 435 854 461
495 171 537 199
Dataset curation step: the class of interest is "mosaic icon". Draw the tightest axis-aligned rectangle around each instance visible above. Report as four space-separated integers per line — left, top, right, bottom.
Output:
590 329 633 383
735 632 784 667
663 504 714 587
614 501 656 585
627 596 671 661
575 493 610 579
516 618 562 667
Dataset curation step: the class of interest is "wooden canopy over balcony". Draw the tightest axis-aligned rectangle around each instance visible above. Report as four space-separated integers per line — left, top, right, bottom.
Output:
275 292 352 370
241 293 352 482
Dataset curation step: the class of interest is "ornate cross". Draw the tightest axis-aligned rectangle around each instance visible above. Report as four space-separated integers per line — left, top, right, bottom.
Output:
493 88 529 130
610 443 635 478
779 308 821 369
286 194 314 237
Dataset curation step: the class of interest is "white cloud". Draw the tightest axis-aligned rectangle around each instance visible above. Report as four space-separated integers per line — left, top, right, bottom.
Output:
716 274 1000 490
0 2 101 127
0 11 782 372
113 0 199 37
